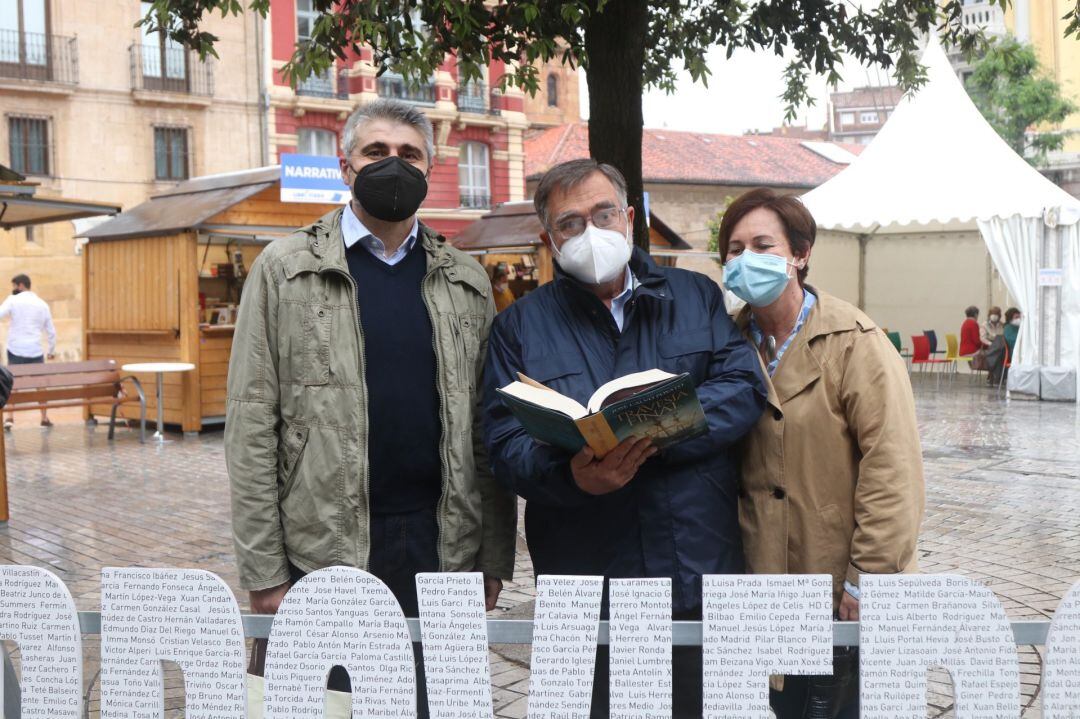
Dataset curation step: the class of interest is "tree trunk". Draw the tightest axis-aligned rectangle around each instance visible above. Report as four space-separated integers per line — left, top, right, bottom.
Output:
584 0 649 251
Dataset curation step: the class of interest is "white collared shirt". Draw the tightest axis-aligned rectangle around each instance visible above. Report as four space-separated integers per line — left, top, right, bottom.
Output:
341 203 419 265
0 290 56 358
609 267 638 332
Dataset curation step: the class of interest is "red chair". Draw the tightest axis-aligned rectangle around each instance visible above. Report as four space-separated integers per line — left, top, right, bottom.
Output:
997 344 1012 396
911 335 950 376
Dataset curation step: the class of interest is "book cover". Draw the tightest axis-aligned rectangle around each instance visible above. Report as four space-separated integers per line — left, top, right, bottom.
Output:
497 371 707 457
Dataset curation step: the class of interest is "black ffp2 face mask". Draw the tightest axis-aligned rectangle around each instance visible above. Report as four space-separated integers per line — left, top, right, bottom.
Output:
351 156 428 223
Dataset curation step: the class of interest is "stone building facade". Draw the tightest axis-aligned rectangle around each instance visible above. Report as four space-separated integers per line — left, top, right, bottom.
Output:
0 0 263 360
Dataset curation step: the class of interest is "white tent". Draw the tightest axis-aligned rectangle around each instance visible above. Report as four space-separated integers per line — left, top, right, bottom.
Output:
802 36 1080 400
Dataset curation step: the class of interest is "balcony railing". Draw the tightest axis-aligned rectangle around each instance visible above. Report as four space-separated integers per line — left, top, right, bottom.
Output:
456 82 502 115
961 2 1006 35
377 74 436 105
129 43 214 96
460 192 492 210
297 68 348 100
0 30 78 84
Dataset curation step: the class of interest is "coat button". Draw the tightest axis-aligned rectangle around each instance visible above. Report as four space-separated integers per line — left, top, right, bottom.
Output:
772 487 786 499
773 408 783 421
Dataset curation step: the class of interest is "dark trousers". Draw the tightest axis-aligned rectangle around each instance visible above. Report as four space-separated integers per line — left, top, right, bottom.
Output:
588 611 704 719
770 648 860 719
6 352 43 365
249 507 439 717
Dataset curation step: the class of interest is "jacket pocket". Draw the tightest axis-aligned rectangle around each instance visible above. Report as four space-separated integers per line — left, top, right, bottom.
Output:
658 327 713 378
522 351 585 385
300 303 332 385
448 312 484 391
278 422 310 501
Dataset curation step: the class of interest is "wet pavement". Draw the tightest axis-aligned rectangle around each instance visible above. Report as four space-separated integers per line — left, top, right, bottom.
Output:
0 374 1076 717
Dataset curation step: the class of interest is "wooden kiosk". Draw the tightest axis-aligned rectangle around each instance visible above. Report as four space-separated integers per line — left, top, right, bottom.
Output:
452 201 693 300
80 167 336 433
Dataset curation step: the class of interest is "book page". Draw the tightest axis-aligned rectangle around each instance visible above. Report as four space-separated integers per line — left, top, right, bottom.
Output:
587 369 677 413
1044 581 1080 716
609 578 672 718
499 381 588 419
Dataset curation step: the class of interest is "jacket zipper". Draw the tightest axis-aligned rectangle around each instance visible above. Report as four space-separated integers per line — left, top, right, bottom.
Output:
422 256 451 573
327 266 371 570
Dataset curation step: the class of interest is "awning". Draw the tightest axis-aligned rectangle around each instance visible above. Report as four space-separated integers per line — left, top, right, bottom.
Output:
0 186 120 229
453 201 693 252
81 166 281 241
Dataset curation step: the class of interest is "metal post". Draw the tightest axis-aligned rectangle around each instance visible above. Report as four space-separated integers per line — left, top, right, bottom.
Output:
153 371 166 442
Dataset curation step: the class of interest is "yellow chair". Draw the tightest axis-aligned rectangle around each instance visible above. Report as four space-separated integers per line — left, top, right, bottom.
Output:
944 333 970 380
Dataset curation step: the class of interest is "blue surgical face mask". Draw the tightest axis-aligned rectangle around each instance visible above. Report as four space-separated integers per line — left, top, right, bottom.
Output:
723 250 799 307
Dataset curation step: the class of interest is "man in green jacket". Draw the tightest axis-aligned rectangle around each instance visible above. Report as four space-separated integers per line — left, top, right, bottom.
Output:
226 99 516 715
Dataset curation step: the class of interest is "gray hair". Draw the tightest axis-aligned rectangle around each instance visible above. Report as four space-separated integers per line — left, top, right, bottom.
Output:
340 98 435 167
533 159 628 230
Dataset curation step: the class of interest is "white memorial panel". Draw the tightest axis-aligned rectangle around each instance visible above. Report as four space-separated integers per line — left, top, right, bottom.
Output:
99 567 246 718
416 572 493 719
527 575 603 719
263 566 416 718
1042 580 1080 717
860 574 1019 718
0 565 82 718
608 578 672 718
702 574 832 718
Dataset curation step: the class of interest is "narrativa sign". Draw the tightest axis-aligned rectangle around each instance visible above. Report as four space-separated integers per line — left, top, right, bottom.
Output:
3 566 1080 718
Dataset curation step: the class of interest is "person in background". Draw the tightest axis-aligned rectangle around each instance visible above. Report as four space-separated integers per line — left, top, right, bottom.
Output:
1 274 56 428
491 263 516 313
718 188 925 719
981 305 1004 347
959 305 983 357
1003 307 1021 358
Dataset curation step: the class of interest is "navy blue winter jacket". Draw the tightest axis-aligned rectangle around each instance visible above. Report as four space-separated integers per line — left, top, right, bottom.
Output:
482 249 767 614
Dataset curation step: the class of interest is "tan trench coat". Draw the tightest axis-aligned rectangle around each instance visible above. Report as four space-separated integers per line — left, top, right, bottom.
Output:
736 288 925 610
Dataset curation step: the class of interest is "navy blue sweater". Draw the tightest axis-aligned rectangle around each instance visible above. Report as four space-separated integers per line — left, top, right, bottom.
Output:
347 240 442 514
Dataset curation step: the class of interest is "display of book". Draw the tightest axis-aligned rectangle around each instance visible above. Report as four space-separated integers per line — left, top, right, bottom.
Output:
496 368 707 457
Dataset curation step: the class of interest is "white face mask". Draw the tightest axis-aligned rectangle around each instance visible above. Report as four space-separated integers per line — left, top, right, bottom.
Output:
989 314 1000 323
1011 318 1021 326
553 221 632 285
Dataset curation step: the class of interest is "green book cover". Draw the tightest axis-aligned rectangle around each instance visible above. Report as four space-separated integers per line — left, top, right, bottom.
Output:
496 369 707 457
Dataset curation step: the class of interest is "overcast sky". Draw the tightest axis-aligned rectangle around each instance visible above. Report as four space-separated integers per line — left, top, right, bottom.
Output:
580 45 898 134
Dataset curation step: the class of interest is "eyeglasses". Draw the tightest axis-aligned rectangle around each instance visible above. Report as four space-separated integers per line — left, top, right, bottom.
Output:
552 206 627 239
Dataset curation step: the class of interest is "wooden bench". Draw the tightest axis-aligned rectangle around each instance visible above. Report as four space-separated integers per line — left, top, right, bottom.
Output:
7 360 147 441
0 360 146 524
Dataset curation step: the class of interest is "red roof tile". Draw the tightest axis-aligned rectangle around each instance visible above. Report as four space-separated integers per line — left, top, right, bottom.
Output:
524 123 863 189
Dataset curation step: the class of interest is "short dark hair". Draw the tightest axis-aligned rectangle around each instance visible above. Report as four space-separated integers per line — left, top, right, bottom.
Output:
965 306 979 318
716 188 816 283
11 274 30 289
533 159 628 230
1005 307 1021 322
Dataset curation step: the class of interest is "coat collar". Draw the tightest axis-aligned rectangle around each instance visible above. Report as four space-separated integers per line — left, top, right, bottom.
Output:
735 286 877 407
283 207 453 279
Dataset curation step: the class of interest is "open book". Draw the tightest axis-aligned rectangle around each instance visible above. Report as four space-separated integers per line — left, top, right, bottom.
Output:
497 369 707 457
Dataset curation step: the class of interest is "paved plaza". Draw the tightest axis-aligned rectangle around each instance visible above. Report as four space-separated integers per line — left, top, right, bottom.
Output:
0 375 1077 717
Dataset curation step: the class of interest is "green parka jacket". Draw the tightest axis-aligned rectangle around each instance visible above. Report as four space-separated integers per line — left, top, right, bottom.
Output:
225 207 517 591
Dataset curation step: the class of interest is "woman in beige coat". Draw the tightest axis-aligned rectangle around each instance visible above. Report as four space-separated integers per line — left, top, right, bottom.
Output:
717 188 925 719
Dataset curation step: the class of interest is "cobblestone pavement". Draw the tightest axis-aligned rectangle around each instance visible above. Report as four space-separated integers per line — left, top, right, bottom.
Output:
0 375 1076 717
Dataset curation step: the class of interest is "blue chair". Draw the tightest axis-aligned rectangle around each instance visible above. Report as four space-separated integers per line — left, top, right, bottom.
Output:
924 329 945 356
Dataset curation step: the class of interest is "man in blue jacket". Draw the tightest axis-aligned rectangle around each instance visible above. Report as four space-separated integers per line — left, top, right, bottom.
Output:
482 159 767 717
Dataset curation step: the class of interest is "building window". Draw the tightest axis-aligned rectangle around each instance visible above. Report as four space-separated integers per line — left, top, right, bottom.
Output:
140 1 188 91
458 142 490 209
7 115 49 175
839 111 855 127
296 0 319 41
153 126 189 181
546 74 558 108
298 128 337 157
859 111 879 124
0 0 47 68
